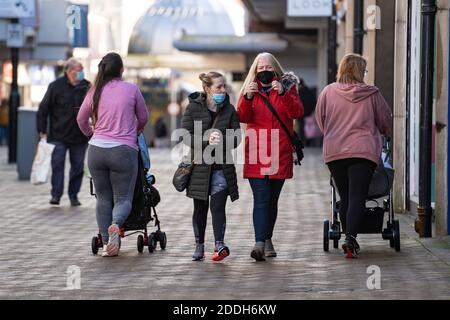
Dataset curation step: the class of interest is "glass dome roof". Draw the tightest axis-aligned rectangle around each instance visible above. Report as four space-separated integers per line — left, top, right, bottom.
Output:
128 0 237 55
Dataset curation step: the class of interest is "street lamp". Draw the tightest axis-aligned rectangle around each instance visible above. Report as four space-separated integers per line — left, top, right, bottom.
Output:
8 18 21 163
1 0 36 163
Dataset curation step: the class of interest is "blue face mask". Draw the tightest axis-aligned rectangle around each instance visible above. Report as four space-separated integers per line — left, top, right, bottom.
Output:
212 93 226 105
76 71 85 81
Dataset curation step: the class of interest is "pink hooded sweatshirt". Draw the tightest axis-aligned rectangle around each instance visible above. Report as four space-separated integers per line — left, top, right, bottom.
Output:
315 82 392 165
77 80 148 151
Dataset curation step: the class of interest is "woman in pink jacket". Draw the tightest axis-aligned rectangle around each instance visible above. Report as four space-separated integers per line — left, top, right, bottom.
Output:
315 53 392 258
77 53 148 257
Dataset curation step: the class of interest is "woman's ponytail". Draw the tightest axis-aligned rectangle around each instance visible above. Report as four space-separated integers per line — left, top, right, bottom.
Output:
91 53 123 127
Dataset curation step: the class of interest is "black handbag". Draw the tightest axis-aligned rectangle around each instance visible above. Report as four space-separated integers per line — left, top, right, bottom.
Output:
368 154 395 199
172 161 194 192
149 185 161 207
172 107 222 192
260 95 305 166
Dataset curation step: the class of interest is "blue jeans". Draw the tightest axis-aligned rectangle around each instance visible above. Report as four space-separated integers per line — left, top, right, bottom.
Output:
249 178 285 242
51 141 87 200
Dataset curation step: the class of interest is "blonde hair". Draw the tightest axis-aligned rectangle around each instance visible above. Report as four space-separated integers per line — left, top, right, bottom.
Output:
240 52 285 96
336 53 367 84
199 72 224 93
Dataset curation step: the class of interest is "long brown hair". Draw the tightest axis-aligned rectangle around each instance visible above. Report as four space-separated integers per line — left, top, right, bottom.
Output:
92 52 123 127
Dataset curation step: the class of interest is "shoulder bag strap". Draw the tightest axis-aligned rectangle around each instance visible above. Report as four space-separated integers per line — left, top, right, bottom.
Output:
259 94 295 143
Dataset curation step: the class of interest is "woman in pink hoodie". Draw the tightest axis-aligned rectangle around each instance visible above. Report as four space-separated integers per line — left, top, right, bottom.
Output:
77 53 148 257
315 53 392 258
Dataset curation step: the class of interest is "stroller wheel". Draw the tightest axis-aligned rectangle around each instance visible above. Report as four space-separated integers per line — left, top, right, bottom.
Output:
333 239 339 249
392 220 401 252
389 231 395 248
332 221 341 249
160 232 167 250
386 222 395 248
91 236 99 255
148 233 156 253
137 235 144 253
323 220 330 252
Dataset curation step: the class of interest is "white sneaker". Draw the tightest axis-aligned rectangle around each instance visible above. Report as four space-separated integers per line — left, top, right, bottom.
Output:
101 246 117 257
104 224 121 256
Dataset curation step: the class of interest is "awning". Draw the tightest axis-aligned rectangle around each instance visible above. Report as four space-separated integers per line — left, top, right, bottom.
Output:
241 0 286 23
173 33 288 53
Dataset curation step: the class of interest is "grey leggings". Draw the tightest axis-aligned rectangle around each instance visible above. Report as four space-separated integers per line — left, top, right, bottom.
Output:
88 145 138 243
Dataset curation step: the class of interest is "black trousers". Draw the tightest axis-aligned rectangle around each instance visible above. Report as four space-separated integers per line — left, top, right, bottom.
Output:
328 158 376 237
51 141 87 200
193 190 228 244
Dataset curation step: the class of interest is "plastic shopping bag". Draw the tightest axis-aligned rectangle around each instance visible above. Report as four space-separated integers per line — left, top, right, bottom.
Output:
30 139 55 185
84 163 91 178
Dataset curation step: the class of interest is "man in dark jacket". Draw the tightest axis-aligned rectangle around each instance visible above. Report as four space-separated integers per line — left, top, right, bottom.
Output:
37 58 90 206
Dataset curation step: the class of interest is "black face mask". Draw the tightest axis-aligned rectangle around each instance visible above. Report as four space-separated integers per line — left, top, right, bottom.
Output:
257 71 275 84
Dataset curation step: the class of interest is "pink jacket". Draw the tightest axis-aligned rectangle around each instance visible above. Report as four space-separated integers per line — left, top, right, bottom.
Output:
77 80 148 150
315 82 392 165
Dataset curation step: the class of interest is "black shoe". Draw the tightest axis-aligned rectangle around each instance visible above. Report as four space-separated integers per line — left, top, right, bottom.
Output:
250 242 266 262
192 243 205 261
50 197 60 205
70 198 82 207
342 235 360 258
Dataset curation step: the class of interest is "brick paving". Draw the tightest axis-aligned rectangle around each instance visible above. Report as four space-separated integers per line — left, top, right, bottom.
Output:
0 146 449 300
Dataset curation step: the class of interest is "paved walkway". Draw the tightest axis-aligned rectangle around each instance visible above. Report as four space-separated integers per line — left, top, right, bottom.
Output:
0 146 449 299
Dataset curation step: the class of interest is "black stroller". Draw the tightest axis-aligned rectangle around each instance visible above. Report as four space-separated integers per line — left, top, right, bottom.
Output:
90 149 166 255
323 138 400 252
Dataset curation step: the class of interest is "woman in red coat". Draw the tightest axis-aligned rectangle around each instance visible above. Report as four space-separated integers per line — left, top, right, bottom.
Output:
237 52 304 261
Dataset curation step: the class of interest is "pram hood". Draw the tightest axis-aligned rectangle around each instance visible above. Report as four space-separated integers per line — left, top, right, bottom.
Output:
330 83 380 103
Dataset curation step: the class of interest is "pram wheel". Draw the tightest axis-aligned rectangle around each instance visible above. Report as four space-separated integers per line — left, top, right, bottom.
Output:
91 236 99 255
323 220 330 252
333 239 339 249
137 235 144 253
332 221 341 248
388 222 395 248
159 232 167 250
148 233 156 253
392 220 401 252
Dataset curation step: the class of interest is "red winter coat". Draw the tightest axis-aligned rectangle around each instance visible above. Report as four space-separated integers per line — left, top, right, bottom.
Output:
237 73 304 180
